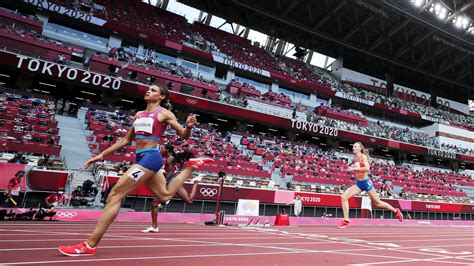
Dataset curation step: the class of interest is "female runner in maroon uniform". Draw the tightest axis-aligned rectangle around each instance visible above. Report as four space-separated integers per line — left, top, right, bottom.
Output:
58 85 213 256
142 144 202 233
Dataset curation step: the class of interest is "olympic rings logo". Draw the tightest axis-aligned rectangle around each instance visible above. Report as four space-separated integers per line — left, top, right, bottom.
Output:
186 98 198 105
200 188 218 197
56 211 78 219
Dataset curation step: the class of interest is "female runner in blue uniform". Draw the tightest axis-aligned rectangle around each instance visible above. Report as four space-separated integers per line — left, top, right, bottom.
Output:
338 142 403 228
58 85 213 256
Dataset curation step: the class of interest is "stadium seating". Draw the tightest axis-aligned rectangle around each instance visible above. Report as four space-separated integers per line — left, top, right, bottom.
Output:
0 89 62 156
338 81 474 128
275 54 322 84
315 105 368 126
192 22 278 72
81 102 471 201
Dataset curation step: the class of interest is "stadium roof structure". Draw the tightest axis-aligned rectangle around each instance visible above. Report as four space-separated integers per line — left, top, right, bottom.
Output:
180 0 474 102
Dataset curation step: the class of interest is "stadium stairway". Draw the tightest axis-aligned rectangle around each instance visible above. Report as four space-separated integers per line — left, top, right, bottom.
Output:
271 167 285 188
56 113 92 170
459 186 474 198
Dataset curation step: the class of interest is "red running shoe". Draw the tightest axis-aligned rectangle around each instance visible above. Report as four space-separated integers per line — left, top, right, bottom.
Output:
58 241 97 256
395 208 403 222
185 157 214 169
337 220 350 229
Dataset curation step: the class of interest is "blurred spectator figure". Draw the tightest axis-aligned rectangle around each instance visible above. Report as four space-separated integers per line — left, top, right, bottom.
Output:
44 191 70 208
47 136 56 145
22 133 33 141
102 134 114 142
38 154 52 168
288 196 303 217
1 132 16 140
63 100 71 115
3 170 25 208
25 124 33 132
218 168 226 180
8 154 27 164
56 98 64 114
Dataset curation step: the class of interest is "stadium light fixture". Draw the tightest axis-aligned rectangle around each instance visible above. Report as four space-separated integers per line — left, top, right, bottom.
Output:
437 7 448 19
121 99 134 103
452 16 470 28
0 74 10 78
411 0 425 7
468 26 474 34
420 1 472 31
461 17 470 29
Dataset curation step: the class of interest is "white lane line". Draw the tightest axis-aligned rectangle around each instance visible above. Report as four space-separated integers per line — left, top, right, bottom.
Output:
349 257 471 266
370 238 474 243
2 251 307 265
0 236 289 242
0 247 432 265
0 242 335 252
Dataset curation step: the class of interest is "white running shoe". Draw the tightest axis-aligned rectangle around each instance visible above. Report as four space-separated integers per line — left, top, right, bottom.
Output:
191 173 205 183
141 227 159 233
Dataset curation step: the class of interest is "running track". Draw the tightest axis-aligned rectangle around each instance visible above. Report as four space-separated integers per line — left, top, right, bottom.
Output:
0 222 473 265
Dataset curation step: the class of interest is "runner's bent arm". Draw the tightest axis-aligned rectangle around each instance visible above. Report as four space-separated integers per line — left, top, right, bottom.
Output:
163 111 195 139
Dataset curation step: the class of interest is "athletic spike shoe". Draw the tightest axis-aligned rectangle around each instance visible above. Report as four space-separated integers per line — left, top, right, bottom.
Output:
141 227 159 233
185 158 214 169
395 208 403 222
58 241 97 256
337 220 350 229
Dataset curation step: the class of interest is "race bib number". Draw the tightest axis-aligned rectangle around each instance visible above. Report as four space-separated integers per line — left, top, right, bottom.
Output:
128 168 145 181
133 117 154 134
